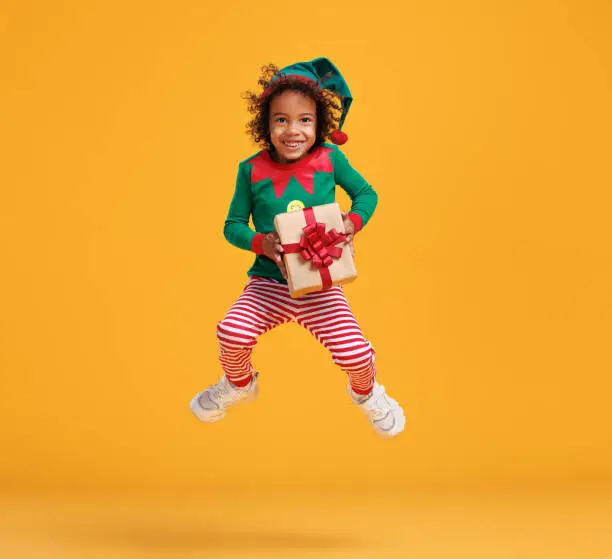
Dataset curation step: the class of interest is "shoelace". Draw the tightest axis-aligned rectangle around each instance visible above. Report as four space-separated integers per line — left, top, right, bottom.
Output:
364 386 391 421
211 377 246 403
367 406 390 422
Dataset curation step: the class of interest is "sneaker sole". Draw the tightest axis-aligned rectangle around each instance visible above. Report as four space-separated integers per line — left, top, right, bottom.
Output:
189 379 259 423
189 392 226 422
375 404 406 439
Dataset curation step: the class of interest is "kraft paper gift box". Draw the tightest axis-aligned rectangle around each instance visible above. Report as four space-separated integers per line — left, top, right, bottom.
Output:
273 202 357 299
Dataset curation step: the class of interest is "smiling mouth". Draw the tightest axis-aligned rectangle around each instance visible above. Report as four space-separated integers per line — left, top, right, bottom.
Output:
283 141 304 150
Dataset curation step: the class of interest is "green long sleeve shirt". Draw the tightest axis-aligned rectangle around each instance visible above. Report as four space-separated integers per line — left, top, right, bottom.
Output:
223 142 378 283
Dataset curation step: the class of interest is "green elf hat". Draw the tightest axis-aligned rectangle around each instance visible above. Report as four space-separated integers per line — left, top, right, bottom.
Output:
264 57 352 145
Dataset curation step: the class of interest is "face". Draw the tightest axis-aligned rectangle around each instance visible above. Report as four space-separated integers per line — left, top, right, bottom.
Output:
268 90 317 163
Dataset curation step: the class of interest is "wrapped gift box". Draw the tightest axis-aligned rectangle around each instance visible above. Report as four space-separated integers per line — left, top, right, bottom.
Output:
274 202 357 299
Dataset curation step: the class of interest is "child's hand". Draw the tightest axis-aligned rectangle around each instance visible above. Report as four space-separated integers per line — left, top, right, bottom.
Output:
261 232 287 280
340 211 355 243
341 211 356 257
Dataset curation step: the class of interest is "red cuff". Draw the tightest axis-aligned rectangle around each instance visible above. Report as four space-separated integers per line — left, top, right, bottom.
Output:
251 233 266 255
348 213 363 233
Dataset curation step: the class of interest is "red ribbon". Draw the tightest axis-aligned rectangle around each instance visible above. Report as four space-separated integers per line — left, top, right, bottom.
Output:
282 207 347 290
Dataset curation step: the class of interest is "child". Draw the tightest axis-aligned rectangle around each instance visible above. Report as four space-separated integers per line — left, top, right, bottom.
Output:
190 57 405 438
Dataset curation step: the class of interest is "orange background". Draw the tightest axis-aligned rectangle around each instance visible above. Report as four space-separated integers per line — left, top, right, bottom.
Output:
1 0 611 500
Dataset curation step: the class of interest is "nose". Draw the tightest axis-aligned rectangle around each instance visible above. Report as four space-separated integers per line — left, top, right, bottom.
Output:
286 120 300 135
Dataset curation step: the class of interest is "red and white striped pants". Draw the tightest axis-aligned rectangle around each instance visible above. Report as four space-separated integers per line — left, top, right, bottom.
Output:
216 276 376 395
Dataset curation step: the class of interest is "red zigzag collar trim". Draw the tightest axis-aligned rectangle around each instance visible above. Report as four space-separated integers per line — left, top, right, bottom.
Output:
250 147 333 198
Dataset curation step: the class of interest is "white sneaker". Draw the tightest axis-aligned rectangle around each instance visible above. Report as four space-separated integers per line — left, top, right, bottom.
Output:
349 380 405 438
190 373 259 423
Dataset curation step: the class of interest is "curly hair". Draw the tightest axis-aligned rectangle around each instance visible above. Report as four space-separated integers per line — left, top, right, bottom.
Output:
242 64 344 152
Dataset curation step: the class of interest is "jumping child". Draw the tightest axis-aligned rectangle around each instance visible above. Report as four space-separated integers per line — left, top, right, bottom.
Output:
190 57 405 438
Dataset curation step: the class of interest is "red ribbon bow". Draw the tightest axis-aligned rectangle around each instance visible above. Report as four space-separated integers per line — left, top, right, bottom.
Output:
298 222 346 269
282 207 347 290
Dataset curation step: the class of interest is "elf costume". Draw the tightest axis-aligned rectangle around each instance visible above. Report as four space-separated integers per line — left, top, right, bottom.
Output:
190 57 405 439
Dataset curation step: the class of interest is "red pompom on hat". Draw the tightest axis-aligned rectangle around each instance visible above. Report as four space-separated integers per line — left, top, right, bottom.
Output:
331 129 348 145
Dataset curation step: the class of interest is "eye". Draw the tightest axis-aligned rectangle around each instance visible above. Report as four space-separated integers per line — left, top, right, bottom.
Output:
301 117 312 123
275 117 287 123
